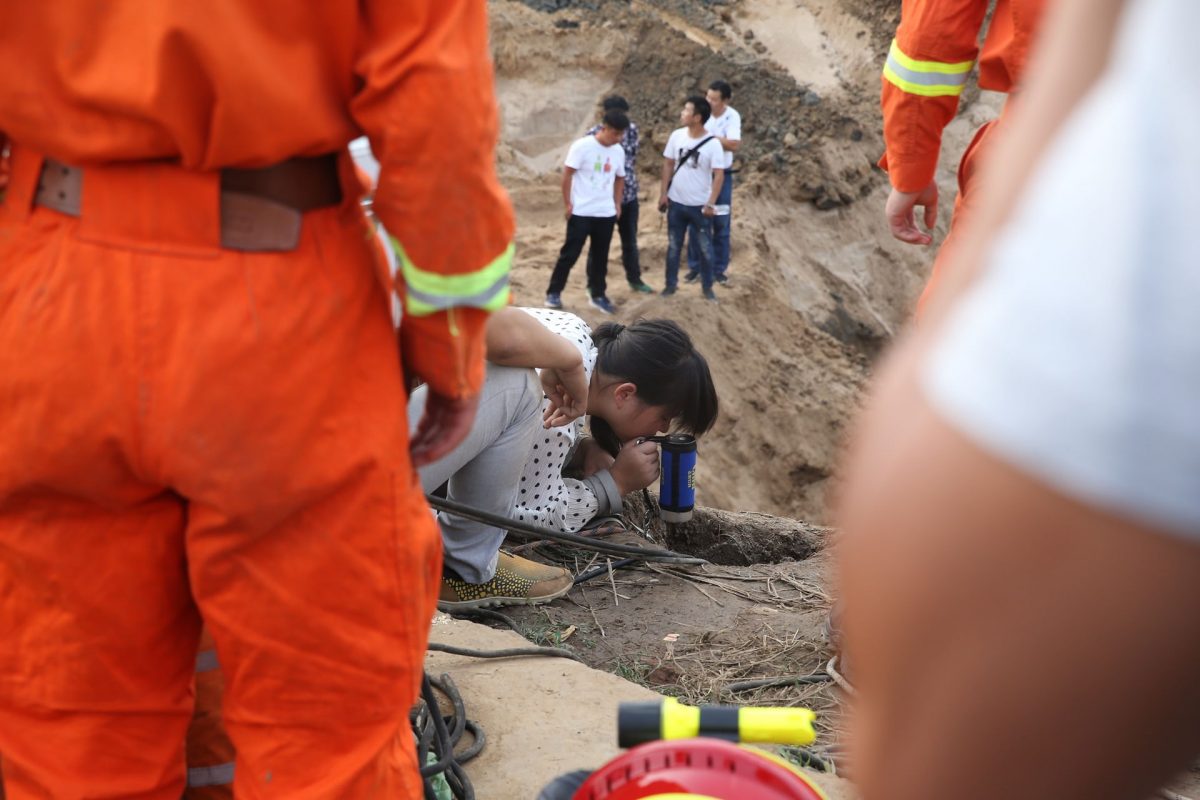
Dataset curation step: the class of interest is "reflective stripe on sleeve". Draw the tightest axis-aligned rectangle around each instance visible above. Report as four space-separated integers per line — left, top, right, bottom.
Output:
187 762 235 787
393 239 513 317
883 39 974 97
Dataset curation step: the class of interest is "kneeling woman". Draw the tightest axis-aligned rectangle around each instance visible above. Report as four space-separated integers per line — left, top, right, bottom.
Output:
410 308 719 611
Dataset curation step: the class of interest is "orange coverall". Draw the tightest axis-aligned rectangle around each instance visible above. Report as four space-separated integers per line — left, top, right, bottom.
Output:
880 0 1047 312
0 3 513 798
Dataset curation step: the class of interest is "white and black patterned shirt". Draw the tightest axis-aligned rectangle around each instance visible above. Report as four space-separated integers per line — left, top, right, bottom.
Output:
511 308 605 533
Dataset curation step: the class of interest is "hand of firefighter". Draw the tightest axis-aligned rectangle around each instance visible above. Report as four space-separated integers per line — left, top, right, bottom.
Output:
541 362 588 428
409 390 480 467
610 438 660 496
886 181 938 245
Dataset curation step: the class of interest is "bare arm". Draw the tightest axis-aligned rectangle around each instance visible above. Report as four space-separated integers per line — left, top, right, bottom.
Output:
658 157 673 210
839 339 1200 800
613 176 625 219
700 170 720 217
485 308 587 427
485 308 581 371
717 137 740 152
841 1 1200 797
561 166 576 220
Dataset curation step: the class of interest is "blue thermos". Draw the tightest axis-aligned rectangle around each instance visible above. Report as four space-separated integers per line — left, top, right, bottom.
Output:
648 434 697 523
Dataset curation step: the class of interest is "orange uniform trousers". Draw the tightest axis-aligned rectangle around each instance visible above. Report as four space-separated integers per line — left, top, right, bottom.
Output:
916 117 1000 316
0 147 442 798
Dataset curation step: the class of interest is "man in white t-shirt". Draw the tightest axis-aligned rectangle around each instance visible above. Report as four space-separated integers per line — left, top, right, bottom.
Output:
545 109 628 315
685 80 741 286
658 95 726 303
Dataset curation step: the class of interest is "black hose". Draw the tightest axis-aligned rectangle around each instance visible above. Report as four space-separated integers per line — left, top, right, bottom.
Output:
426 495 704 565
428 641 585 664
413 672 483 800
573 557 639 585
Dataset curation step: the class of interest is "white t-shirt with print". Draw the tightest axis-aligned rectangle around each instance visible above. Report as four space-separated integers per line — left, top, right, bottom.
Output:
705 106 741 170
663 128 726 207
922 0 1200 540
564 134 626 218
510 308 604 533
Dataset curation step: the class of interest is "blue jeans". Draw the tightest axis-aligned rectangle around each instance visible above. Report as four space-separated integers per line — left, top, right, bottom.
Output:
666 203 715 290
686 169 732 277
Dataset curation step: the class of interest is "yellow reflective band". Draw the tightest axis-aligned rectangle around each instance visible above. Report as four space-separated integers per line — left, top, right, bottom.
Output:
883 64 968 97
888 39 974 75
883 39 974 97
393 238 513 317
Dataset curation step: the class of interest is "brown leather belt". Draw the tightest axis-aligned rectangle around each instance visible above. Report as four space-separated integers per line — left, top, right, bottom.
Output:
33 154 342 252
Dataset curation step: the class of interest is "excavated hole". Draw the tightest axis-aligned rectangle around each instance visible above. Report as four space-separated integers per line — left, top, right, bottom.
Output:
624 492 828 566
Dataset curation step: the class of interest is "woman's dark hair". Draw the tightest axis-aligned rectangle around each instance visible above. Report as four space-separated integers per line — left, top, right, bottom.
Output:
589 319 719 455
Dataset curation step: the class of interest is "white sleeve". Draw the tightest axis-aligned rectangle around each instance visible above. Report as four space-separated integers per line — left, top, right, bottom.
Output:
922 16 1200 540
662 131 676 160
564 138 585 170
726 109 742 142
615 148 626 178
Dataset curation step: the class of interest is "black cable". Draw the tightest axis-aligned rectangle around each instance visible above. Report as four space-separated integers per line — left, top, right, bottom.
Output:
573 557 639 585
444 607 523 633
413 672 482 800
428 641 585 664
426 495 705 565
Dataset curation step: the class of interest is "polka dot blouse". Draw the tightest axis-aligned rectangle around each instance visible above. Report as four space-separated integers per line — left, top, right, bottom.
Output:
512 308 601 533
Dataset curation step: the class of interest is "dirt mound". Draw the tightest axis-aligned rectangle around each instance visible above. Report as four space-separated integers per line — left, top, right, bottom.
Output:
489 0 1001 522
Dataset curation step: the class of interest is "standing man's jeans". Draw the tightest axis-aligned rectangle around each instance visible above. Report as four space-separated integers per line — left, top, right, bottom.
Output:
547 214 617 299
665 203 715 290
686 169 733 278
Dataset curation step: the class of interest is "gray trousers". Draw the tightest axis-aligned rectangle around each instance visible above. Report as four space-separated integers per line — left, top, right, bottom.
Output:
408 363 542 582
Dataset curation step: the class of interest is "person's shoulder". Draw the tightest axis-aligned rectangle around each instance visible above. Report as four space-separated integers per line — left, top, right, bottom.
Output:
728 106 742 121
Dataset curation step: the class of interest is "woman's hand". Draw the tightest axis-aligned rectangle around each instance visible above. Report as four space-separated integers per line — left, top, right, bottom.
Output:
610 439 660 495
541 362 588 427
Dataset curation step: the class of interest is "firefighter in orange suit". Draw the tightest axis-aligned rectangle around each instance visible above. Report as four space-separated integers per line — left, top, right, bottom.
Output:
881 0 1048 315
0 3 513 798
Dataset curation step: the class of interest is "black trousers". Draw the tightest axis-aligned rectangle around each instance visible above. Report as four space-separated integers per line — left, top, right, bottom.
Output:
547 214 616 298
587 199 641 284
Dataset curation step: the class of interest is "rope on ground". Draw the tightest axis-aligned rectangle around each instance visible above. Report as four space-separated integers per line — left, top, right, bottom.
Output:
426 495 705 565
428 641 585 664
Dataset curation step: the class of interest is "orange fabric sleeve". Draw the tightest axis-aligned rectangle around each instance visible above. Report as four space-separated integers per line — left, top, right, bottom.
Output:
0 133 9 196
351 1 514 399
879 0 991 193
